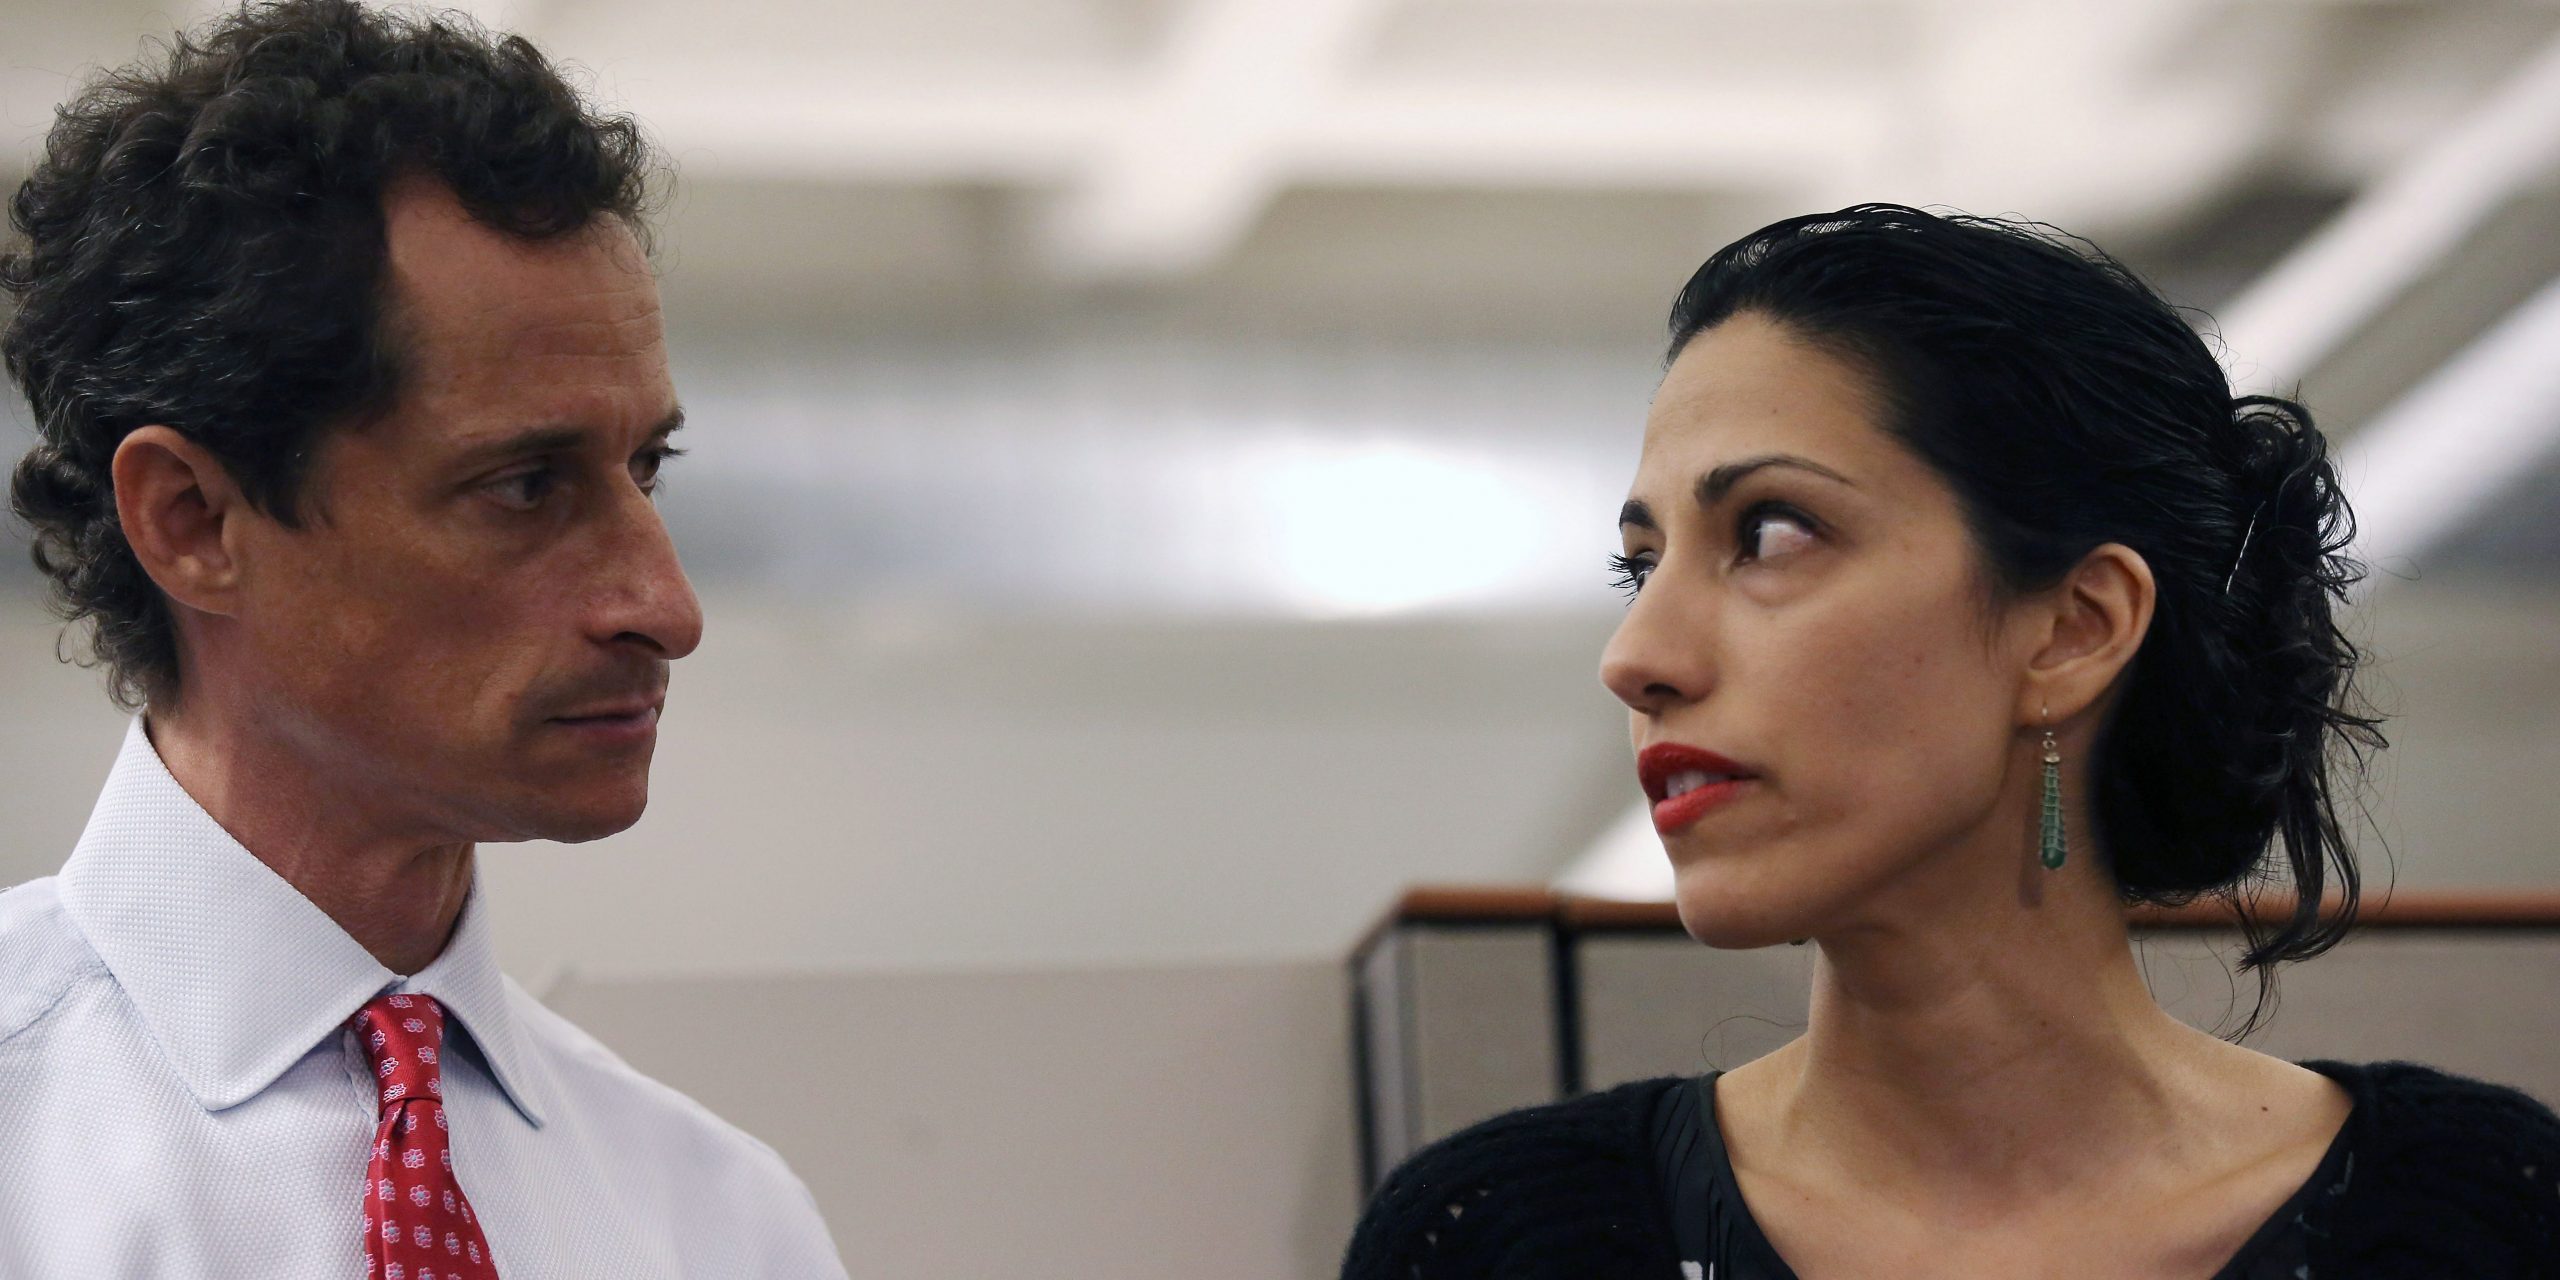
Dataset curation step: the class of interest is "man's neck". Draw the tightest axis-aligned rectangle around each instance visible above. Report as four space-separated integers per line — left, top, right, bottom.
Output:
144 705 474 975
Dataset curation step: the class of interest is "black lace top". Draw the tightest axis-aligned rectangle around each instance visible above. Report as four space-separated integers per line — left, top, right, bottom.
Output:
1341 1060 2560 1279
1649 1069 2356 1279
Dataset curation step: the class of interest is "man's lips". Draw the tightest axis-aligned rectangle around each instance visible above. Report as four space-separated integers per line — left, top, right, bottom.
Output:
1636 742 1759 834
545 694 665 744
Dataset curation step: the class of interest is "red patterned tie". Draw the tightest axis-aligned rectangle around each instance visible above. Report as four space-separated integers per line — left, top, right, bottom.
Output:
353 993 500 1280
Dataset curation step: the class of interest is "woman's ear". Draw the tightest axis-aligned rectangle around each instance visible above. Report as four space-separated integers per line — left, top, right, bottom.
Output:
2021 542 2155 725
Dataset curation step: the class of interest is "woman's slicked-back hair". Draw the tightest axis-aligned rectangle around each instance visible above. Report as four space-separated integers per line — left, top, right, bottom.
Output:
1668 203 2386 1035
4 0 660 709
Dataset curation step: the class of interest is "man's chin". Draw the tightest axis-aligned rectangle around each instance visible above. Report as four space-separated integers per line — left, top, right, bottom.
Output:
549 792 652 843
530 808 647 845
487 738 659 841
482 779 653 845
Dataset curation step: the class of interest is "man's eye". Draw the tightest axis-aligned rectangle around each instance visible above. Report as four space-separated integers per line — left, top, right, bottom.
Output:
632 444 684 495
1737 502 1818 563
486 465 558 509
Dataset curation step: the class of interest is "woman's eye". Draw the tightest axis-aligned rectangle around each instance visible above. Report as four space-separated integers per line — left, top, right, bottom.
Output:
1737 503 1818 563
1606 552 1654 599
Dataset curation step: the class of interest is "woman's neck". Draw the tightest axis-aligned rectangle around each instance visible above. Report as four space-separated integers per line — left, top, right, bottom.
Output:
1738 862 2238 1214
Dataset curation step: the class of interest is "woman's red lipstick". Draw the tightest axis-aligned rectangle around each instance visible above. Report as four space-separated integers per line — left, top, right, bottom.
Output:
1637 743 1758 835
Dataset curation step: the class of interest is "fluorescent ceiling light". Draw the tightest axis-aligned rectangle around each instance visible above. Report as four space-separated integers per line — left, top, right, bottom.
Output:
1231 435 1585 618
2217 33 2560 394
2338 275 2560 593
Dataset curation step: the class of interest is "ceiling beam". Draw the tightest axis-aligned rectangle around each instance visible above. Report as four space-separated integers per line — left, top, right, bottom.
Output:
1297 82 1877 187
1033 0 1394 283
628 75 1881 189
2338 275 2560 593
2217 31 2560 395
1858 0 2262 236
626 74 1123 184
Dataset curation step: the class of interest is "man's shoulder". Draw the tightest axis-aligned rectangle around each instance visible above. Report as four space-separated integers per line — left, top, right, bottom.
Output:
499 977 847 1273
0 876 109 1049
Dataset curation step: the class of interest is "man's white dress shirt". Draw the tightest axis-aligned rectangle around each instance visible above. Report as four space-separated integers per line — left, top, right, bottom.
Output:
0 720 849 1278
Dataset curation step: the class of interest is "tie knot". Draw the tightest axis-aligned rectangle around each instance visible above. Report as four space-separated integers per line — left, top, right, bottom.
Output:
352 993 446 1113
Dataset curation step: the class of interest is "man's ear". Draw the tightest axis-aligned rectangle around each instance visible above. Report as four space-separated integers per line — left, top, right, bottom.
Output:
111 426 252 617
2020 541 2156 725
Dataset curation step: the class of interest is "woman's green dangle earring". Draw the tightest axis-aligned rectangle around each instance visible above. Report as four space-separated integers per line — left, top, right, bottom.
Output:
2038 707 2067 871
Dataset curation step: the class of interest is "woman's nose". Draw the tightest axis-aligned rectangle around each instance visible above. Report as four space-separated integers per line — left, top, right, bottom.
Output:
1599 588 1705 716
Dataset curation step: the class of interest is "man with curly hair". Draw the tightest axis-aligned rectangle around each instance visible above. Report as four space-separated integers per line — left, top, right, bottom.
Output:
0 3 849 1274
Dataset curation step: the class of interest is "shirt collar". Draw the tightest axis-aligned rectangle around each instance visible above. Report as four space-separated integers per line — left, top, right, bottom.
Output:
406 867 551 1127
57 717 550 1126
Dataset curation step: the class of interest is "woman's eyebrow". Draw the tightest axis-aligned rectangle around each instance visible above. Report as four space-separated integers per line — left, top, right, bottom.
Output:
1696 454 1855 507
1620 455 1855 530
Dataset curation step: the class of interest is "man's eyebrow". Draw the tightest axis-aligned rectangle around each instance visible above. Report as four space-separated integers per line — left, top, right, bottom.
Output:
451 426 585 469
1696 454 1854 507
451 407 685 469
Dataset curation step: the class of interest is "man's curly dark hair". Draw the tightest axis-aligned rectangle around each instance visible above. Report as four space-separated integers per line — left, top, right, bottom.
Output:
3 0 660 709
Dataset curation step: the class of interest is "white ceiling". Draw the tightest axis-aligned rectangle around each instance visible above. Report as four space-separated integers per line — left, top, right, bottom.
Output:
6 0 2558 616
5 0 2556 286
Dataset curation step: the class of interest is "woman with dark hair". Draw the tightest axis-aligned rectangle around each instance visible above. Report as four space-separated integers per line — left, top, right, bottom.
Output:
1341 205 2560 1278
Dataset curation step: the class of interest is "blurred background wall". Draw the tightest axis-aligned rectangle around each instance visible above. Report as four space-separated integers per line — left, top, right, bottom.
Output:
5 1 2559 1274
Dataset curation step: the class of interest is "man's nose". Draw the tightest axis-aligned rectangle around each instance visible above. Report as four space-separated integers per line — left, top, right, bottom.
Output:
596 487 704 660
